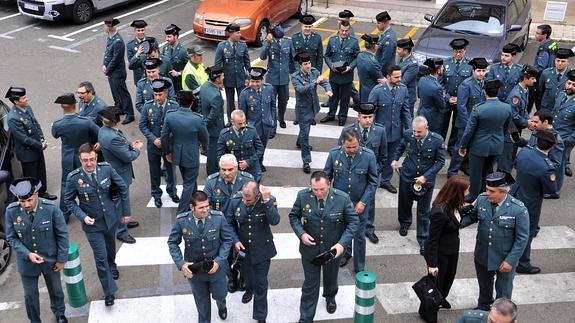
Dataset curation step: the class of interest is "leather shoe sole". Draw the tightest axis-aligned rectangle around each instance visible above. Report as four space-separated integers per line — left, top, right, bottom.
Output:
242 292 253 303
399 227 408 236
154 198 162 208
41 193 58 200
105 295 115 306
127 221 139 229
516 266 541 274
366 233 379 244
320 116 335 123
279 121 287 128
121 116 135 125
310 119 317 125
218 307 227 320
57 315 68 323
170 195 180 203
380 184 397 194
293 120 299 125
118 235 136 244
338 120 346 126
326 300 337 314
303 164 311 174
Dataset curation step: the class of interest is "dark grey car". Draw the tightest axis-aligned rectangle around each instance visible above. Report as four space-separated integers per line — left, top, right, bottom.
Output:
413 0 532 64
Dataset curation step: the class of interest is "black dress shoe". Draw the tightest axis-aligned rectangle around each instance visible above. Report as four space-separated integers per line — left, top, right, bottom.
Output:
380 183 397 194
293 120 299 125
440 299 451 309
170 195 180 203
40 193 58 200
269 133 275 139
566 166 573 177
57 315 68 323
320 101 329 108
242 291 253 303
303 164 311 174
105 294 115 306
295 142 312 150
399 227 408 236
339 256 349 267
227 279 237 293
154 198 162 208
127 221 139 229
320 116 335 123
257 320 266 323
121 116 135 125
118 234 136 244
326 299 337 314
310 119 317 125
111 269 119 280
218 306 227 320
261 165 267 172
338 119 346 126
544 193 560 199
366 233 379 244
279 121 286 128
516 266 541 274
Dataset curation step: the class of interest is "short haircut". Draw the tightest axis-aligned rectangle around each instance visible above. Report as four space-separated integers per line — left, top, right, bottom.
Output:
341 128 360 143
386 64 402 77
484 85 499 98
339 20 350 28
78 81 96 95
190 190 208 206
219 154 238 167
78 143 96 155
365 42 375 50
534 108 553 124
492 298 518 322
310 170 330 183
413 115 428 127
536 129 556 151
537 24 552 38
231 109 245 120
242 180 259 197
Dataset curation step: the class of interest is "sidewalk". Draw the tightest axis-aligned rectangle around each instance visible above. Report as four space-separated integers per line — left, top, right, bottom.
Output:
307 0 575 42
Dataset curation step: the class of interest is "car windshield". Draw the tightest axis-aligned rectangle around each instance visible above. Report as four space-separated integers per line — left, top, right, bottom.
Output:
432 2 505 36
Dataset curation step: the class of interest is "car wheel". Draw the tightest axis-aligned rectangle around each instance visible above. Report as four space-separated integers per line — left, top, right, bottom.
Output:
0 232 11 275
295 0 308 18
72 0 93 25
254 21 269 47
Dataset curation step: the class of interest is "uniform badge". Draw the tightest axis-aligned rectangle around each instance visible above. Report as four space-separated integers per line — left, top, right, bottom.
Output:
215 188 221 195
385 41 389 45
445 65 449 70
226 139 234 146
148 108 153 114
512 97 519 105
248 96 253 101
550 174 556 181
78 179 84 187
143 89 147 95
182 228 188 235
16 216 22 224
334 160 339 166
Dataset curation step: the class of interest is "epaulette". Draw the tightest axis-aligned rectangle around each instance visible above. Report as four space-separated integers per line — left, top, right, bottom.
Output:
510 197 525 207
548 41 558 52
231 191 243 199
209 209 224 217
332 188 347 197
7 201 19 209
52 116 64 124
176 211 190 219
98 162 110 166
207 172 219 181
238 171 254 180
41 199 55 205
430 132 444 141
192 111 203 118
329 146 342 152
67 168 81 178
167 99 178 104
144 99 154 105
77 115 91 120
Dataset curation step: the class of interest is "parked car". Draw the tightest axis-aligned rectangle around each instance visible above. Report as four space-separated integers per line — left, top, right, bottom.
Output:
193 0 308 46
17 0 149 24
412 0 532 64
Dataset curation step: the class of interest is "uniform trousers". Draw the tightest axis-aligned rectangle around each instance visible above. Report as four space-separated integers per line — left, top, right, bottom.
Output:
242 257 271 320
444 105 459 152
273 84 289 124
115 192 130 239
225 86 245 122
21 263 66 323
107 77 134 118
398 179 434 247
298 119 312 165
447 130 468 177
380 140 400 185
148 152 177 199
177 164 199 214
85 224 118 297
474 259 515 311
189 276 227 323
343 203 368 272
518 206 540 271
21 156 47 195
364 197 377 236
497 141 517 172
327 82 352 121
468 154 497 202
299 256 339 323
59 167 73 222
206 136 219 177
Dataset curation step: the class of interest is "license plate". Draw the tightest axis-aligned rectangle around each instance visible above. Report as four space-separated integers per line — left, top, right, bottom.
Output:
24 3 39 11
204 28 225 36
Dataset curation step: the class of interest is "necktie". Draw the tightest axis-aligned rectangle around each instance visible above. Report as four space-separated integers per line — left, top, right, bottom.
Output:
362 128 368 142
557 72 562 82
390 87 397 100
226 182 233 195
304 36 309 46
505 67 510 79
455 61 460 73
491 203 498 214
238 128 244 141
318 199 325 210
232 42 237 56
28 211 35 223
198 219 204 234
91 173 98 187
399 57 404 64
417 139 423 150
347 155 353 168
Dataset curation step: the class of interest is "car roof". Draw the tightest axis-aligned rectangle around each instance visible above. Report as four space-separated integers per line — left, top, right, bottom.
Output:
446 0 515 6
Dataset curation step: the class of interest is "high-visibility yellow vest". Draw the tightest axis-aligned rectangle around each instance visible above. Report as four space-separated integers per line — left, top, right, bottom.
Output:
182 62 208 91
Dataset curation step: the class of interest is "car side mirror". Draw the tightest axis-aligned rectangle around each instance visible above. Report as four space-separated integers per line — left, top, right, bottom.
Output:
424 14 434 22
508 24 522 32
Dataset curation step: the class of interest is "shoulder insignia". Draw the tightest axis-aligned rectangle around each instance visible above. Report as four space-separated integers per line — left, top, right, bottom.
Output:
209 210 224 217
68 168 81 176
512 97 519 105
97 162 110 166
41 199 55 205
7 201 19 209
239 171 254 179
207 172 219 180
176 211 189 219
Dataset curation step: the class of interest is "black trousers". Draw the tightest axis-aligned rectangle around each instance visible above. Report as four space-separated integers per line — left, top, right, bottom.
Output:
108 77 134 118
21 155 47 195
436 253 459 299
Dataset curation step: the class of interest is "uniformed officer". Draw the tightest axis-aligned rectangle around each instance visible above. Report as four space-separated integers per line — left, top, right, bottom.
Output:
102 19 135 125
182 45 208 94
512 129 557 275
135 58 176 113
145 42 174 77
288 171 359 322
530 24 558 112
167 190 234 323
161 92 209 214
126 19 148 85
5 178 68 323
460 171 529 311
487 44 523 101
128 36 162 83
448 57 488 177
325 129 378 272
200 65 226 176
339 103 387 244
162 24 189 92
417 58 450 135
138 79 180 208
227 181 279 322
77 81 107 127
539 48 574 111
239 67 276 172
291 51 333 173
499 65 538 172
321 21 360 126
98 106 143 243
337 10 356 37
368 65 412 192
396 37 418 116
440 38 472 153
292 15 323 71
217 110 264 181
215 23 251 122
391 116 445 253
375 11 396 74
456 298 518 323
552 71 575 177
51 93 99 222
259 25 294 130
458 80 513 202
5 86 57 200
64 143 131 307
356 34 383 102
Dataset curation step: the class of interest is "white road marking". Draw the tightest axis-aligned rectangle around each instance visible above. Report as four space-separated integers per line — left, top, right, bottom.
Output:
276 119 343 139
115 226 575 267
284 97 359 118
48 45 80 53
0 22 41 39
0 301 22 311
0 13 21 21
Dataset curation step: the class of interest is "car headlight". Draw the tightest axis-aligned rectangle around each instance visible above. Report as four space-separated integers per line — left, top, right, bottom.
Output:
194 13 204 24
412 52 427 65
233 18 252 27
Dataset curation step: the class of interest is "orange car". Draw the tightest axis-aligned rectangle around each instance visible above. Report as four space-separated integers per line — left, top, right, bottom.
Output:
193 0 308 46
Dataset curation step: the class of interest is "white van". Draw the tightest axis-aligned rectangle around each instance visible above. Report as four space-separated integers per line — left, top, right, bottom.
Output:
17 0 143 24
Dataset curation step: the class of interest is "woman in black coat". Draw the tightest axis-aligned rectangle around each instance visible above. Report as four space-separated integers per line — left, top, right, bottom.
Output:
425 175 471 309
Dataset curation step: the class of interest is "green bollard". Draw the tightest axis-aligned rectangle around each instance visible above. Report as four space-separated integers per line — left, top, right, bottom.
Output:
354 271 376 323
64 242 87 307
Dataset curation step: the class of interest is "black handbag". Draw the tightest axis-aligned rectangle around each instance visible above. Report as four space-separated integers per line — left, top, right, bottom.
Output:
412 274 443 323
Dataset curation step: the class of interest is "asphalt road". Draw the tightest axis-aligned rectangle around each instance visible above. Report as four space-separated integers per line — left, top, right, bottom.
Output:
0 1 574 322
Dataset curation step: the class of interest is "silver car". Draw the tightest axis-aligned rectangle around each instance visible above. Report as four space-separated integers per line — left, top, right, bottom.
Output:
17 0 141 24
